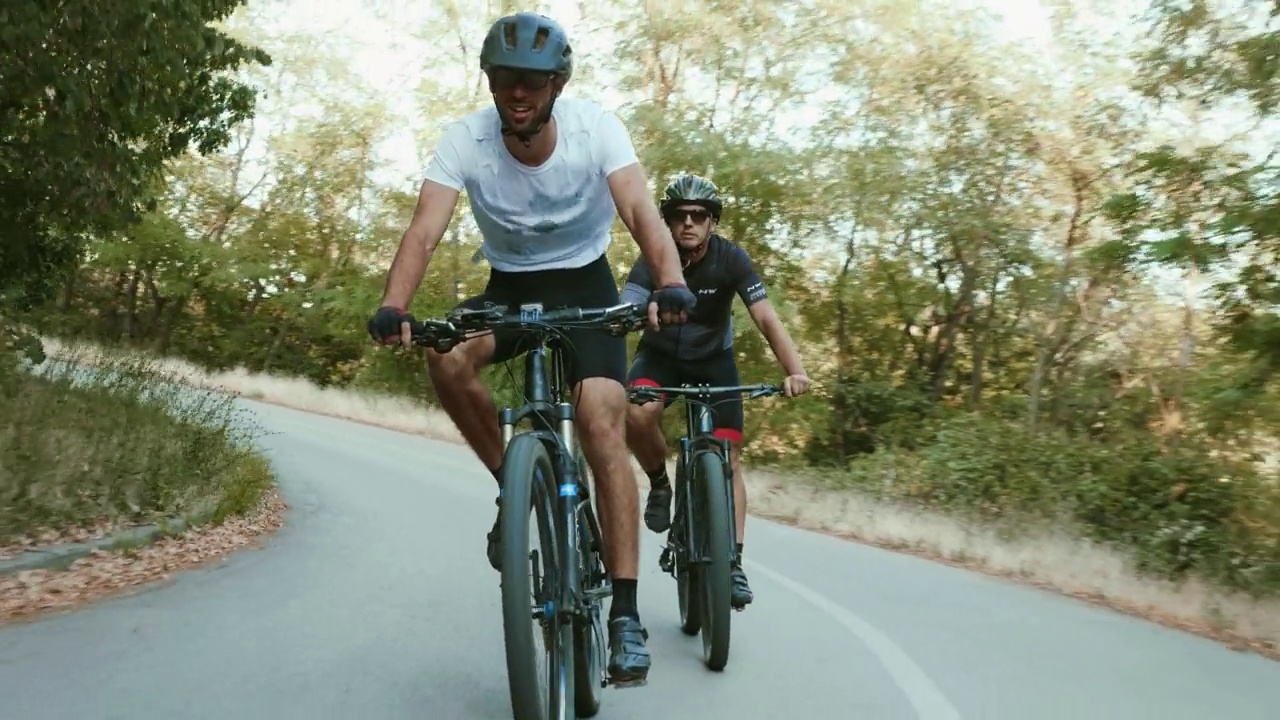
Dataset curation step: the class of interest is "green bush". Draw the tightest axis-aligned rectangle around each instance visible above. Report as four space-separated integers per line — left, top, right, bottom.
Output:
0 345 273 542
834 411 1280 596
805 378 936 465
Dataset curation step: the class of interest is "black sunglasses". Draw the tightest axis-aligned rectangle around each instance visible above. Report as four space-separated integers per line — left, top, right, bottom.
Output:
664 208 713 224
488 67 556 91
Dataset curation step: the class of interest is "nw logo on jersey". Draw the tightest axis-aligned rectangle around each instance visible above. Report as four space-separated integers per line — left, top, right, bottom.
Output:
746 281 766 301
697 288 717 295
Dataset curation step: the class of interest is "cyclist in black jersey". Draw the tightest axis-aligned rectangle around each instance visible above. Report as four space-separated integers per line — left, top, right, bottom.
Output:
620 174 810 608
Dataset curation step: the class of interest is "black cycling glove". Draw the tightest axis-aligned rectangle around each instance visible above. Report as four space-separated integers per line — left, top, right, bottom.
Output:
367 305 413 344
649 283 697 316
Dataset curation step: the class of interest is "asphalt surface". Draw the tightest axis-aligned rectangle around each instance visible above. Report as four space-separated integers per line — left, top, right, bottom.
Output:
2 399 1278 720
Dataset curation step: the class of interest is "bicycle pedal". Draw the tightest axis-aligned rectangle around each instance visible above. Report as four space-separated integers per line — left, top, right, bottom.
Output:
657 548 674 574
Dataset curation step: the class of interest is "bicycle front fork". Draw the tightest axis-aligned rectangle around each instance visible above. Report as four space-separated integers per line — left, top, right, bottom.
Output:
658 437 733 578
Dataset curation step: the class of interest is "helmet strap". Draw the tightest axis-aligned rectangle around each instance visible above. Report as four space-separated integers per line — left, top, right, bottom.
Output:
678 236 710 268
497 86 562 147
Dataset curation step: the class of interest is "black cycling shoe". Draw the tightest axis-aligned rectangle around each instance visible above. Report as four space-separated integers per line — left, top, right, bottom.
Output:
730 564 754 608
486 497 502 571
643 484 673 534
606 616 651 684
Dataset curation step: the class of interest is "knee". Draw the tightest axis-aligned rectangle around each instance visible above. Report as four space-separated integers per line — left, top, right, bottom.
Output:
426 348 465 380
625 401 660 434
576 379 626 444
427 338 487 379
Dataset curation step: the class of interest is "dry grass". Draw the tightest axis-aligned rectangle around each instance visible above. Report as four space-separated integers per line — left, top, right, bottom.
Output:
37 336 1280 659
1 343 272 543
0 339 285 626
1 347 271 545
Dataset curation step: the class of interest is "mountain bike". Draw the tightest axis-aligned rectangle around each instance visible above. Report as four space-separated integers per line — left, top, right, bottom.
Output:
409 301 648 720
624 382 783 672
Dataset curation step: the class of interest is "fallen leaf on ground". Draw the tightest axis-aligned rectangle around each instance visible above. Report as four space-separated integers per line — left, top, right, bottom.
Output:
0 489 286 626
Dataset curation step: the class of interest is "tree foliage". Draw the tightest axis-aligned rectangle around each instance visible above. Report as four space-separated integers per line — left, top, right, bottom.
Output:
8 0 1280 595
0 0 271 306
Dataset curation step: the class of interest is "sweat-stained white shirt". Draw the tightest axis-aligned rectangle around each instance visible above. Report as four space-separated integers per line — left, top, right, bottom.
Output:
421 97 640 273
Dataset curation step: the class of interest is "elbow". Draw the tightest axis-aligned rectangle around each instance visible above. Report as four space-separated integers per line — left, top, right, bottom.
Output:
620 282 650 307
397 227 429 259
749 303 778 329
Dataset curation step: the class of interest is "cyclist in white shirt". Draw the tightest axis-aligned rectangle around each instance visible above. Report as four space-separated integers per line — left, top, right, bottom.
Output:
366 12 695 685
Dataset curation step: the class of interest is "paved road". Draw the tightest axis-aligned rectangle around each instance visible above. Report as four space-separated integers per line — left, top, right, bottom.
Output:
2 400 1278 720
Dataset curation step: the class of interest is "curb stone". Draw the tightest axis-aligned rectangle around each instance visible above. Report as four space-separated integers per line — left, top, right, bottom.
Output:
0 507 216 577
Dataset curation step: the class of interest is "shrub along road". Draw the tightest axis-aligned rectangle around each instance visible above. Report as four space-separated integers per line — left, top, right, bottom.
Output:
1 399 1277 719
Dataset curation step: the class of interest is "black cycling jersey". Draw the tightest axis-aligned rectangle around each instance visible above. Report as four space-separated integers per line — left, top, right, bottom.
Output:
620 233 768 361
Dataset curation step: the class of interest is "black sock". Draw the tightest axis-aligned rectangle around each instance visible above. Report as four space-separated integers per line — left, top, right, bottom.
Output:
610 579 639 620
736 542 744 557
646 467 669 490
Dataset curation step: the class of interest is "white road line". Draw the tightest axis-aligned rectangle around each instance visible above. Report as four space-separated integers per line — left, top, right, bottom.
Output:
744 558 963 720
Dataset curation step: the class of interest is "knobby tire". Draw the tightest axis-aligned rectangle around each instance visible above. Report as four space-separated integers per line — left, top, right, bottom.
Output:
500 434 574 720
674 453 702 636
695 448 734 671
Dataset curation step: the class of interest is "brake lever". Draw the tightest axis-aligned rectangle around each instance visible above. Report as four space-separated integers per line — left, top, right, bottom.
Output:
627 389 660 405
749 385 784 400
448 306 504 326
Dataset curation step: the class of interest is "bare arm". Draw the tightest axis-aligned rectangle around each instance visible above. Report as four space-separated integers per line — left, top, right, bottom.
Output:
380 179 460 310
607 163 685 288
747 299 806 378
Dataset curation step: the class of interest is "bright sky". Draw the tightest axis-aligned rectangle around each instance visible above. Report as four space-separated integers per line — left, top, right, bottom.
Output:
226 0 1267 307
236 0 1066 186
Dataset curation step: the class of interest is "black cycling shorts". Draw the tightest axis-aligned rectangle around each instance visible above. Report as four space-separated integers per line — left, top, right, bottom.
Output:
454 253 627 388
625 346 744 443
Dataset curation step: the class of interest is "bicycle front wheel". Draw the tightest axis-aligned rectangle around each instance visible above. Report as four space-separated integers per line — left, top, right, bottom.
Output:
500 434 573 720
674 454 701 636
694 448 734 671
571 450 605 718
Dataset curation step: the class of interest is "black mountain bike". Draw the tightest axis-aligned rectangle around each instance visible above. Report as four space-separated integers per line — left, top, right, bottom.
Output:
625 382 783 672
409 301 648 720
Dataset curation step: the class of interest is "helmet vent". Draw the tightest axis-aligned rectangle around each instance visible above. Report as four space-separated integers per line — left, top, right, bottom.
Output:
532 27 550 51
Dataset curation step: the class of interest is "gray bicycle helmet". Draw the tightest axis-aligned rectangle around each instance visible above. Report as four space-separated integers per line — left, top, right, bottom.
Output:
479 12 573 80
660 174 723 221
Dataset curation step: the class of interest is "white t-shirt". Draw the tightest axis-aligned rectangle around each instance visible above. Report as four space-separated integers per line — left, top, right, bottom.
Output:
421 97 640 273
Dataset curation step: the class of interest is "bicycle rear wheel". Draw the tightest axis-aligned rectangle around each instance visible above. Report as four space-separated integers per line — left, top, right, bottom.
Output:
500 434 573 720
694 448 733 671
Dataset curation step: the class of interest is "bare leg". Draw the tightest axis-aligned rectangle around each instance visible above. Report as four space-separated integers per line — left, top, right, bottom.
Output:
727 441 754 607
575 377 639 579
625 399 667 473
578 378 652 683
626 399 673 534
730 443 746 545
427 335 512 572
425 336 501 474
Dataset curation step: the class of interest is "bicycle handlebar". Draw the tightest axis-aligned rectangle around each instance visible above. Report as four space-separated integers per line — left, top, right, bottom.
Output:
625 383 785 405
407 302 648 352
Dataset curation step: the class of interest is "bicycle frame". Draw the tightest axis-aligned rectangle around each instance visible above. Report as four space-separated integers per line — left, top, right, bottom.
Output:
673 387 736 570
408 301 646 710
631 383 779 572
493 305 609 627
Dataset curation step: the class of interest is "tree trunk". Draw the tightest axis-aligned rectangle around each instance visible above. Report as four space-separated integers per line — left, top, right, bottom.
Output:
1029 169 1089 432
968 270 1001 407
121 268 140 341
